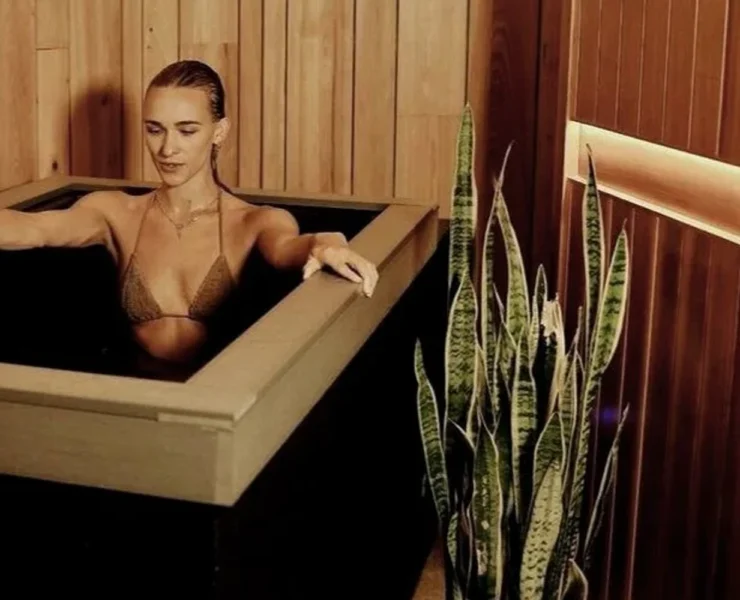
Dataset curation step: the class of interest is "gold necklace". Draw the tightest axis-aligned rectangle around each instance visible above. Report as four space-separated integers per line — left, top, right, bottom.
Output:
155 189 221 238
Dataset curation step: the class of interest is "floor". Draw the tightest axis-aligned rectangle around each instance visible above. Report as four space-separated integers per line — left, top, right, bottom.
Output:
411 536 445 599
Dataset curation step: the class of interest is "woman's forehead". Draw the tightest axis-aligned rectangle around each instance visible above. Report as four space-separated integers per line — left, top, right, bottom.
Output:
143 86 212 123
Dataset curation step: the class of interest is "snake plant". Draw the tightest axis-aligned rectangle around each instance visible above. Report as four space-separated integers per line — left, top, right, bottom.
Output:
414 103 630 600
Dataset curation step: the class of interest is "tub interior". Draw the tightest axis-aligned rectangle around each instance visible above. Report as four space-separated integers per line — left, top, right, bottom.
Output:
0 186 381 381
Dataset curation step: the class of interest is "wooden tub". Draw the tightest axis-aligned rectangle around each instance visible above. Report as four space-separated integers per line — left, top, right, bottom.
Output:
0 176 447 599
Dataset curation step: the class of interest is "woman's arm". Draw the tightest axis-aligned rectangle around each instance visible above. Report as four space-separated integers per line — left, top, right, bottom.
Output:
254 206 379 297
0 192 113 252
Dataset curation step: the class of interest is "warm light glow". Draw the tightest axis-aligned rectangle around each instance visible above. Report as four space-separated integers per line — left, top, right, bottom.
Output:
564 121 740 245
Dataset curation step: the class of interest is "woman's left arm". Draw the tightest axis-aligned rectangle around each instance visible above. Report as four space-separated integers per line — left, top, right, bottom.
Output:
254 206 379 297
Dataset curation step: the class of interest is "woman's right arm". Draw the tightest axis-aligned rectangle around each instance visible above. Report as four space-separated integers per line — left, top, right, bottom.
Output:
0 191 114 251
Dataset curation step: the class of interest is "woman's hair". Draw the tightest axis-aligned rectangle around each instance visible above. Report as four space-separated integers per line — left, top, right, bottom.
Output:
147 60 230 192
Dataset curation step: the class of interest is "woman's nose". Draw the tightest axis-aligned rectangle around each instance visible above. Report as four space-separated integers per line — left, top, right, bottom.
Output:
160 133 177 157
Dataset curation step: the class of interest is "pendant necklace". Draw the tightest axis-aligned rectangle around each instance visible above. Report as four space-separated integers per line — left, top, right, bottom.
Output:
155 189 221 239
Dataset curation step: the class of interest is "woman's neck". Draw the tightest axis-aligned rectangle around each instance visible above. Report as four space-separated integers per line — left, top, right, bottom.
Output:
159 172 221 216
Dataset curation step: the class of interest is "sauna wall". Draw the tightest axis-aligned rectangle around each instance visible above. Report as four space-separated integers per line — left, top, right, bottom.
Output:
0 0 533 225
572 0 739 166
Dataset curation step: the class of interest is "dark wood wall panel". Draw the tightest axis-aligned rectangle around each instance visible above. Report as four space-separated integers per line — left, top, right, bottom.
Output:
573 0 738 166
561 180 740 599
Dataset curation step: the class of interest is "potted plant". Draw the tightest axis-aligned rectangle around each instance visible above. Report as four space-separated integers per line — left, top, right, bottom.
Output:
413 104 630 600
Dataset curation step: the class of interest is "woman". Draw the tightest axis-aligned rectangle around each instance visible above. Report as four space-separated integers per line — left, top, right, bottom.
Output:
0 60 378 376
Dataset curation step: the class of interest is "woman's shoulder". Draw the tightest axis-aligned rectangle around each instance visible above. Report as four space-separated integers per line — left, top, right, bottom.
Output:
75 188 151 215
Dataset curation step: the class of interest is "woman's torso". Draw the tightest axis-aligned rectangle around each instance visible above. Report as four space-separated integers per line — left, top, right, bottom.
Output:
99 189 260 364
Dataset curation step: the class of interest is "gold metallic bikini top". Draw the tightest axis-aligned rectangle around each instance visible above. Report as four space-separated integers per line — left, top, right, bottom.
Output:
120 192 236 324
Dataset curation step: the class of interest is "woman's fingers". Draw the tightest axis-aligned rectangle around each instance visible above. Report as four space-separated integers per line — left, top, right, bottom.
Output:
303 249 379 297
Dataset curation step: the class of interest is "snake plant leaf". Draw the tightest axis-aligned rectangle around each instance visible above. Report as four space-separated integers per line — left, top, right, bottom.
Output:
498 319 518 397
510 332 538 525
445 267 479 432
561 559 589 600
533 264 548 322
467 343 488 443
582 146 605 364
447 512 465 600
528 297 541 369
519 433 564 600
530 411 565 524
415 339 450 527
494 357 513 504
473 424 504 600
495 163 530 343
588 227 630 380
559 352 579 484
583 404 630 570
448 102 477 297
541 299 567 418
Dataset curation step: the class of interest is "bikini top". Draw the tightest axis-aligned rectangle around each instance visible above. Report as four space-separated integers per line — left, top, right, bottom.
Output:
120 191 236 325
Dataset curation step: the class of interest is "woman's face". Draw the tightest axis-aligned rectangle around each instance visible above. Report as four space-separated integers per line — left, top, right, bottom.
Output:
142 85 228 187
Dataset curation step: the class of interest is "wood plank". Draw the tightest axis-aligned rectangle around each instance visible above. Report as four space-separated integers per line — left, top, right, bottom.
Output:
616 0 645 135
69 0 123 178
396 0 468 218
353 0 397 198
720 1 740 163
143 0 180 181
689 0 728 156
122 0 143 179
573 0 601 122
180 0 240 187
262 0 287 190
595 0 622 127
36 0 69 49
662 0 697 149
0 0 36 190
36 49 70 179
285 0 354 195
238 0 262 188
684 236 740 599
637 0 671 142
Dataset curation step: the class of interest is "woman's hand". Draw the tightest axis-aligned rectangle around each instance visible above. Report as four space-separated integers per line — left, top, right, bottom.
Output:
302 232 379 297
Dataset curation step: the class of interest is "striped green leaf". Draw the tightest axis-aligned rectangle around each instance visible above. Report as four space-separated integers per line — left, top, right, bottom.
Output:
447 512 464 600
467 343 488 443
445 267 479 430
541 299 567 418
510 332 538 524
530 411 565 523
473 424 504 600
588 228 630 380
528 297 541 369
448 102 477 296
582 146 605 365
415 339 450 526
519 441 564 600
496 166 531 342
583 404 630 570
560 352 579 481
561 559 589 600
533 264 548 322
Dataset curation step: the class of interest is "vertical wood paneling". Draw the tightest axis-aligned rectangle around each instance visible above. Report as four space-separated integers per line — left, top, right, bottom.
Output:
595 0 622 127
286 0 354 195
238 0 263 188
563 181 740 600
36 49 70 179
0 0 36 190
616 0 645 135
637 0 670 141
70 0 122 178
573 0 601 122
36 0 69 50
180 0 239 187
689 0 728 156
720 2 740 162
122 0 143 179
262 0 287 190
353 0 397 198
662 0 697 149
396 0 467 219
142 0 179 181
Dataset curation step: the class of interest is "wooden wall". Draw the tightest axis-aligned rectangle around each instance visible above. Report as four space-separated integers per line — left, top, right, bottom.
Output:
559 179 740 600
0 0 527 224
572 0 740 166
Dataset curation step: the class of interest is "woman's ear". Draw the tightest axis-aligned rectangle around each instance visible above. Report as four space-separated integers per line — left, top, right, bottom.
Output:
214 117 231 146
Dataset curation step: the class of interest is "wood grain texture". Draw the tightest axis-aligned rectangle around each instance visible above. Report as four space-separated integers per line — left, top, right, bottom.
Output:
396 0 467 218
574 0 739 167
238 0 263 188
36 0 69 50
122 0 143 179
262 0 287 190
286 0 354 195
69 0 123 178
0 0 36 190
562 179 740 599
353 0 397 198
36 49 70 179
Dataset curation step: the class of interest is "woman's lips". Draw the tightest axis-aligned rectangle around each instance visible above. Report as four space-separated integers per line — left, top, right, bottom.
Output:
159 162 183 172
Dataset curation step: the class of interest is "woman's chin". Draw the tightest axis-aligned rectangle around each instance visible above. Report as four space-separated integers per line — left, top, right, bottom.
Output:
158 170 189 186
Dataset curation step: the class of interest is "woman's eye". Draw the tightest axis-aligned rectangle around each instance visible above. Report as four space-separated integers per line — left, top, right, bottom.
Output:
146 127 162 135
180 130 197 136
